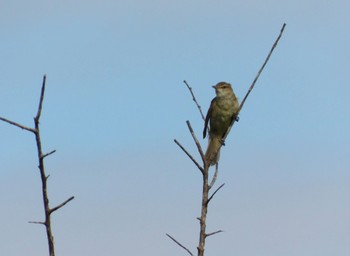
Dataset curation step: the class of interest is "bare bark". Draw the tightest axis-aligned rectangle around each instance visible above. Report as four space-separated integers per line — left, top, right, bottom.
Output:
0 75 74 256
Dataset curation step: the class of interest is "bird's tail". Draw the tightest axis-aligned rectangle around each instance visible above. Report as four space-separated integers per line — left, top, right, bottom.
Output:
205 136 221 166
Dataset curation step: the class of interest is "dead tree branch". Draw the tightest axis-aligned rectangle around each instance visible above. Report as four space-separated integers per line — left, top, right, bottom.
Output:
205 230 223 238
0 75 74 256
183 80 206 121
208 164 219 189
42 150 57 159
174 139 204 172
186 121 206 166
50 196 75 214
28 221 46 225
0 117 36 133
207 183 225 205
166 234 194 256
170 23 286 256
222 23 286 144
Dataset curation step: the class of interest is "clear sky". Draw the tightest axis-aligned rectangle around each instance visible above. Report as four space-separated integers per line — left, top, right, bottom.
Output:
1 0 350 255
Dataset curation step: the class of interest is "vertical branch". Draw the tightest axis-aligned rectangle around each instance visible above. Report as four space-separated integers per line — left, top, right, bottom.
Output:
33 75 56 256
197 165 209 256
0 75 74 256
173 121 219 256
35 75 46 121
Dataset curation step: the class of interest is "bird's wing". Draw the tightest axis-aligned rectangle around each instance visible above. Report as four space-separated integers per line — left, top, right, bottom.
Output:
203 98 215 139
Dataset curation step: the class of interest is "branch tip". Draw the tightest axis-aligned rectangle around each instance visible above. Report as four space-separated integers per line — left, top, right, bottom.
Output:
207 183 225 205
166 233 194 256
183 80 206 121
206 230 224 238
50 196 75 214
174 139 204 173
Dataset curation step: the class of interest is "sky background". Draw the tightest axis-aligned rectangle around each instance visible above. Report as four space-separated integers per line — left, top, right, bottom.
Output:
1 0 350 255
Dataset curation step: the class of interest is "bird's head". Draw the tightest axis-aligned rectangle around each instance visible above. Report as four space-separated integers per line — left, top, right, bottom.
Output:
213 82 233 97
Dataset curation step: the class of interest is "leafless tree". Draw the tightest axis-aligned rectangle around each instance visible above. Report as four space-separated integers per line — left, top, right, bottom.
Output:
167 23 286 256
0 75 74 256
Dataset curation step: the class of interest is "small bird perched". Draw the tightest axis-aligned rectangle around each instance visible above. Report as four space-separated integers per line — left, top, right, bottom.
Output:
203 82 239 166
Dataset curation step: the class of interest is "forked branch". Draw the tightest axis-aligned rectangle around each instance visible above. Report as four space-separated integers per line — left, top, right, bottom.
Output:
0 75 74 256
170 23 286 256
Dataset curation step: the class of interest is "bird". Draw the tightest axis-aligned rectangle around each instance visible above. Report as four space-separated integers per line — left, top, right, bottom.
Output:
203 82 239 166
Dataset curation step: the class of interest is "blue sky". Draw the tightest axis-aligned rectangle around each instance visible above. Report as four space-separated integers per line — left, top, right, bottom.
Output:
1 0 350 255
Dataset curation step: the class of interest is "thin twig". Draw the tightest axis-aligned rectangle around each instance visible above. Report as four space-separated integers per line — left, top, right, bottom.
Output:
174 139 204 172
183 80 206 121
1 75 74 256
0 117 36 133
207 183 225 205
222 23 286 142
28 221 46 225
42 150 56 159
186 120 205 165
238 23 286 113
205 230 224 238
50 196 75 214
208 163 219 189
166 233 194 256
35 75 46 122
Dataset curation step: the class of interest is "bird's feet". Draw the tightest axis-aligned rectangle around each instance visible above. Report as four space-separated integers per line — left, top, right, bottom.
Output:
220 139 226 146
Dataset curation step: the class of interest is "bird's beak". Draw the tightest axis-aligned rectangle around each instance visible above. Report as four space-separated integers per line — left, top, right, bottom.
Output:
212 85 216 89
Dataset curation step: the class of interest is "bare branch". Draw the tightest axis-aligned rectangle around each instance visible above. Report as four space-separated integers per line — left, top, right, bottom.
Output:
208 163 219 189
28 221 46 225
222 23 286 142
0 116 36 133
166 233 194 256
205 230 223 238
35 75 46 122
185 120 205 165
183 80 206 121
207 183 225 205
2 75 74 256
174 139 204 173
50 196 75 214
174 24 286 256
42 150 56 159
238 23 286 114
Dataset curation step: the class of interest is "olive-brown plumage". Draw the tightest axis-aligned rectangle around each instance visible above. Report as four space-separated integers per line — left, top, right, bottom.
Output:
203 82 239 166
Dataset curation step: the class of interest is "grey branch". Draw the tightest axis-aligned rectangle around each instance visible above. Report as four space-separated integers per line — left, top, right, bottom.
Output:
205 230 224 238
28 221 46 225
35 75 46 122
174 139 204 172
183 80 206 121
1 75 74 256
207 183 225 205
50 196 75 214
222 23 286 142
42 150 56 159
186 120 206 166
208 163 219 189
0 116 36 133
166 233 194 256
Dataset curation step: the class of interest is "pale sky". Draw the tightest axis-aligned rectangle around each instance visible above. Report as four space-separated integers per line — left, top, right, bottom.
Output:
1 1 350 255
